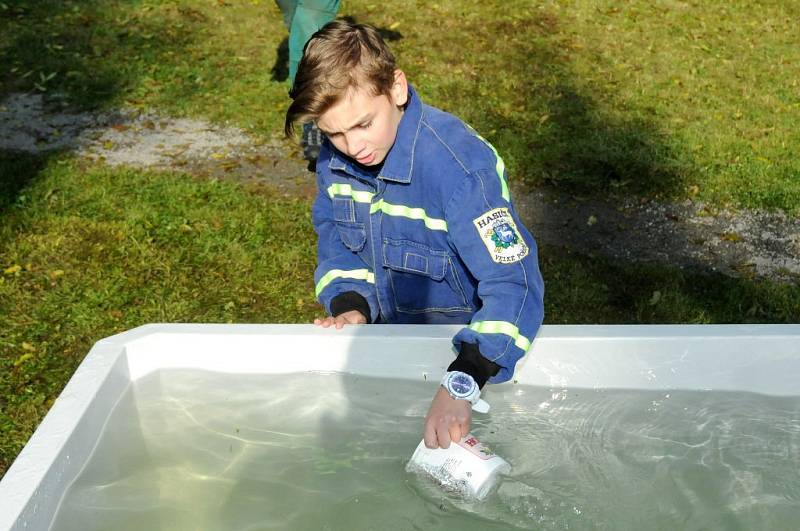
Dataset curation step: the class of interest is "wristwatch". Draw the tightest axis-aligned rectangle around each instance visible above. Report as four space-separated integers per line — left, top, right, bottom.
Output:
441 371 490 413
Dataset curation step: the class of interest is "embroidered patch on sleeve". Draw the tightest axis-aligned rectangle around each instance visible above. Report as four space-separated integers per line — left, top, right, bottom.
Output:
473 207 529 263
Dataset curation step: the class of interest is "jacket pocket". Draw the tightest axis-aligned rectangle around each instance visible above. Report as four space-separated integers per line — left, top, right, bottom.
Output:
382 239 470 313
337 222 366 252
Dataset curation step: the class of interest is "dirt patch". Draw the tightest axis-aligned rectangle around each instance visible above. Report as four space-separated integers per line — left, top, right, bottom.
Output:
0 93 315 198
2 92 798 282
513 187 800 282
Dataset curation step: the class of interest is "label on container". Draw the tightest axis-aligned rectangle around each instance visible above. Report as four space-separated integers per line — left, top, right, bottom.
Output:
406 434 511 499
458 436 496 460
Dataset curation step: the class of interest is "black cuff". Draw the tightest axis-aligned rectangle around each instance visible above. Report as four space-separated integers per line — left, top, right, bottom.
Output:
330 291 371 321
448 342 501 389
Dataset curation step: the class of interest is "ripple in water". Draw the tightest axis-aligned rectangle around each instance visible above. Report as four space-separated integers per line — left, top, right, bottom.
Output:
49 371 800 530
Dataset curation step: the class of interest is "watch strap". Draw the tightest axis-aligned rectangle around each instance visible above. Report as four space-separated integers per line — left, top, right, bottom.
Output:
472 398 490 414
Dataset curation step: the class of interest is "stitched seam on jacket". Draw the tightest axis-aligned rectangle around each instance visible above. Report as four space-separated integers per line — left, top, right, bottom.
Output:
421 120 471 175
405 106 425 182
474 171 515 361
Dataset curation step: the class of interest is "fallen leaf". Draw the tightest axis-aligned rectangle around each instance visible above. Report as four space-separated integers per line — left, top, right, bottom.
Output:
22 342 35 351
587 215 598 226
388 21 401 30
219 160 241 171
14 353 34 367
4 264 21 275
648 290 662 306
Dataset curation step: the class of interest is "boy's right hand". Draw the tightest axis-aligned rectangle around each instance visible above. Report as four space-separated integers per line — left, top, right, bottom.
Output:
313 310 366 329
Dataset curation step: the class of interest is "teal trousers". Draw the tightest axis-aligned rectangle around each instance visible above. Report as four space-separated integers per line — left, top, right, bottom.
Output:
276 0 341 85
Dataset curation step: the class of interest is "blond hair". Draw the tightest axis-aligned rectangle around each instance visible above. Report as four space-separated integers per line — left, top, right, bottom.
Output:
284 21 397 137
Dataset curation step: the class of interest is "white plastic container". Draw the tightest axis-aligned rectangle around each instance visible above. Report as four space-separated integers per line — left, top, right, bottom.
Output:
407 435 511 499
1 323 799 530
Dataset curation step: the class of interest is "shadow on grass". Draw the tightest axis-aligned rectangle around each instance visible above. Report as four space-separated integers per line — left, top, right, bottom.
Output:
0 151 49 215
428 9 688 199
0 0 205 209
270 37 290 83
541 246 800 325
533 84 687 197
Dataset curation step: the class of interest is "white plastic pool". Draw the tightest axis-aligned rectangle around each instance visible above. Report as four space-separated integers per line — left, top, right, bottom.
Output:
1 323 798 530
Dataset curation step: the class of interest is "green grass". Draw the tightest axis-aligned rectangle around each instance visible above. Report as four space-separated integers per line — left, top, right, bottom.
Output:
1 0 799 477
386 0 800 211
540 249 799 324
0 156 318 475
2 0 799 210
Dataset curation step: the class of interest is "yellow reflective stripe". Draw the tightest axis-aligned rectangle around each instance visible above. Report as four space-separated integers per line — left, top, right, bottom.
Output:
326 183 374 203
474 134 510 202
327 183 447 231
468 320 532 351
370 199 448 232
315 268 375 297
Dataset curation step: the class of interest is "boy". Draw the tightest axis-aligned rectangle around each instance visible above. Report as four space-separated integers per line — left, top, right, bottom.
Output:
284 21 544 450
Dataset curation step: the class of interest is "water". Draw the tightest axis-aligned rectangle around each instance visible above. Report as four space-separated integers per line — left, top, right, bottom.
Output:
50 370 800 530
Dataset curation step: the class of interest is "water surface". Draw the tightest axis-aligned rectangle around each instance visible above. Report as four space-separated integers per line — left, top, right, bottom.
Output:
50 370 800 530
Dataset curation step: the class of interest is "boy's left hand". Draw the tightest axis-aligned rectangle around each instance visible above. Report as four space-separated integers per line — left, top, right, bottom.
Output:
423 386 472 449
313 310 366 329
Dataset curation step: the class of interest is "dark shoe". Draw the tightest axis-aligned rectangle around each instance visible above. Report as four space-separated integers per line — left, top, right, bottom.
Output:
301 122 323 162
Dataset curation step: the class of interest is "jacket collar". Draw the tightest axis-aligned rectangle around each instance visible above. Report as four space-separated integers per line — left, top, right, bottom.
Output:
327 84 423 184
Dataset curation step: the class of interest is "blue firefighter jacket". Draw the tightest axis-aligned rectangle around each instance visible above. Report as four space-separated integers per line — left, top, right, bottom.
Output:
312 86 544 384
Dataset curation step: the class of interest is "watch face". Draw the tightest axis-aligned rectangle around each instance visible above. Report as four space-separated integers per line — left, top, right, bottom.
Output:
448 373 475 398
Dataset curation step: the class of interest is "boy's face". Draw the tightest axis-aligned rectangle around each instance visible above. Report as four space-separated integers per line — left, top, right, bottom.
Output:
316 70 408 166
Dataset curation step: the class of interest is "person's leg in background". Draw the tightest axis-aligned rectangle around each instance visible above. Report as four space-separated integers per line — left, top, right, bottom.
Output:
275 0 298 32
287 0 341 86
276 0 341 163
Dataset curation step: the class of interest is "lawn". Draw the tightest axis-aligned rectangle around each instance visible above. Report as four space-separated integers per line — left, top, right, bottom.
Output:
2 0 798 210
1 0 798 476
